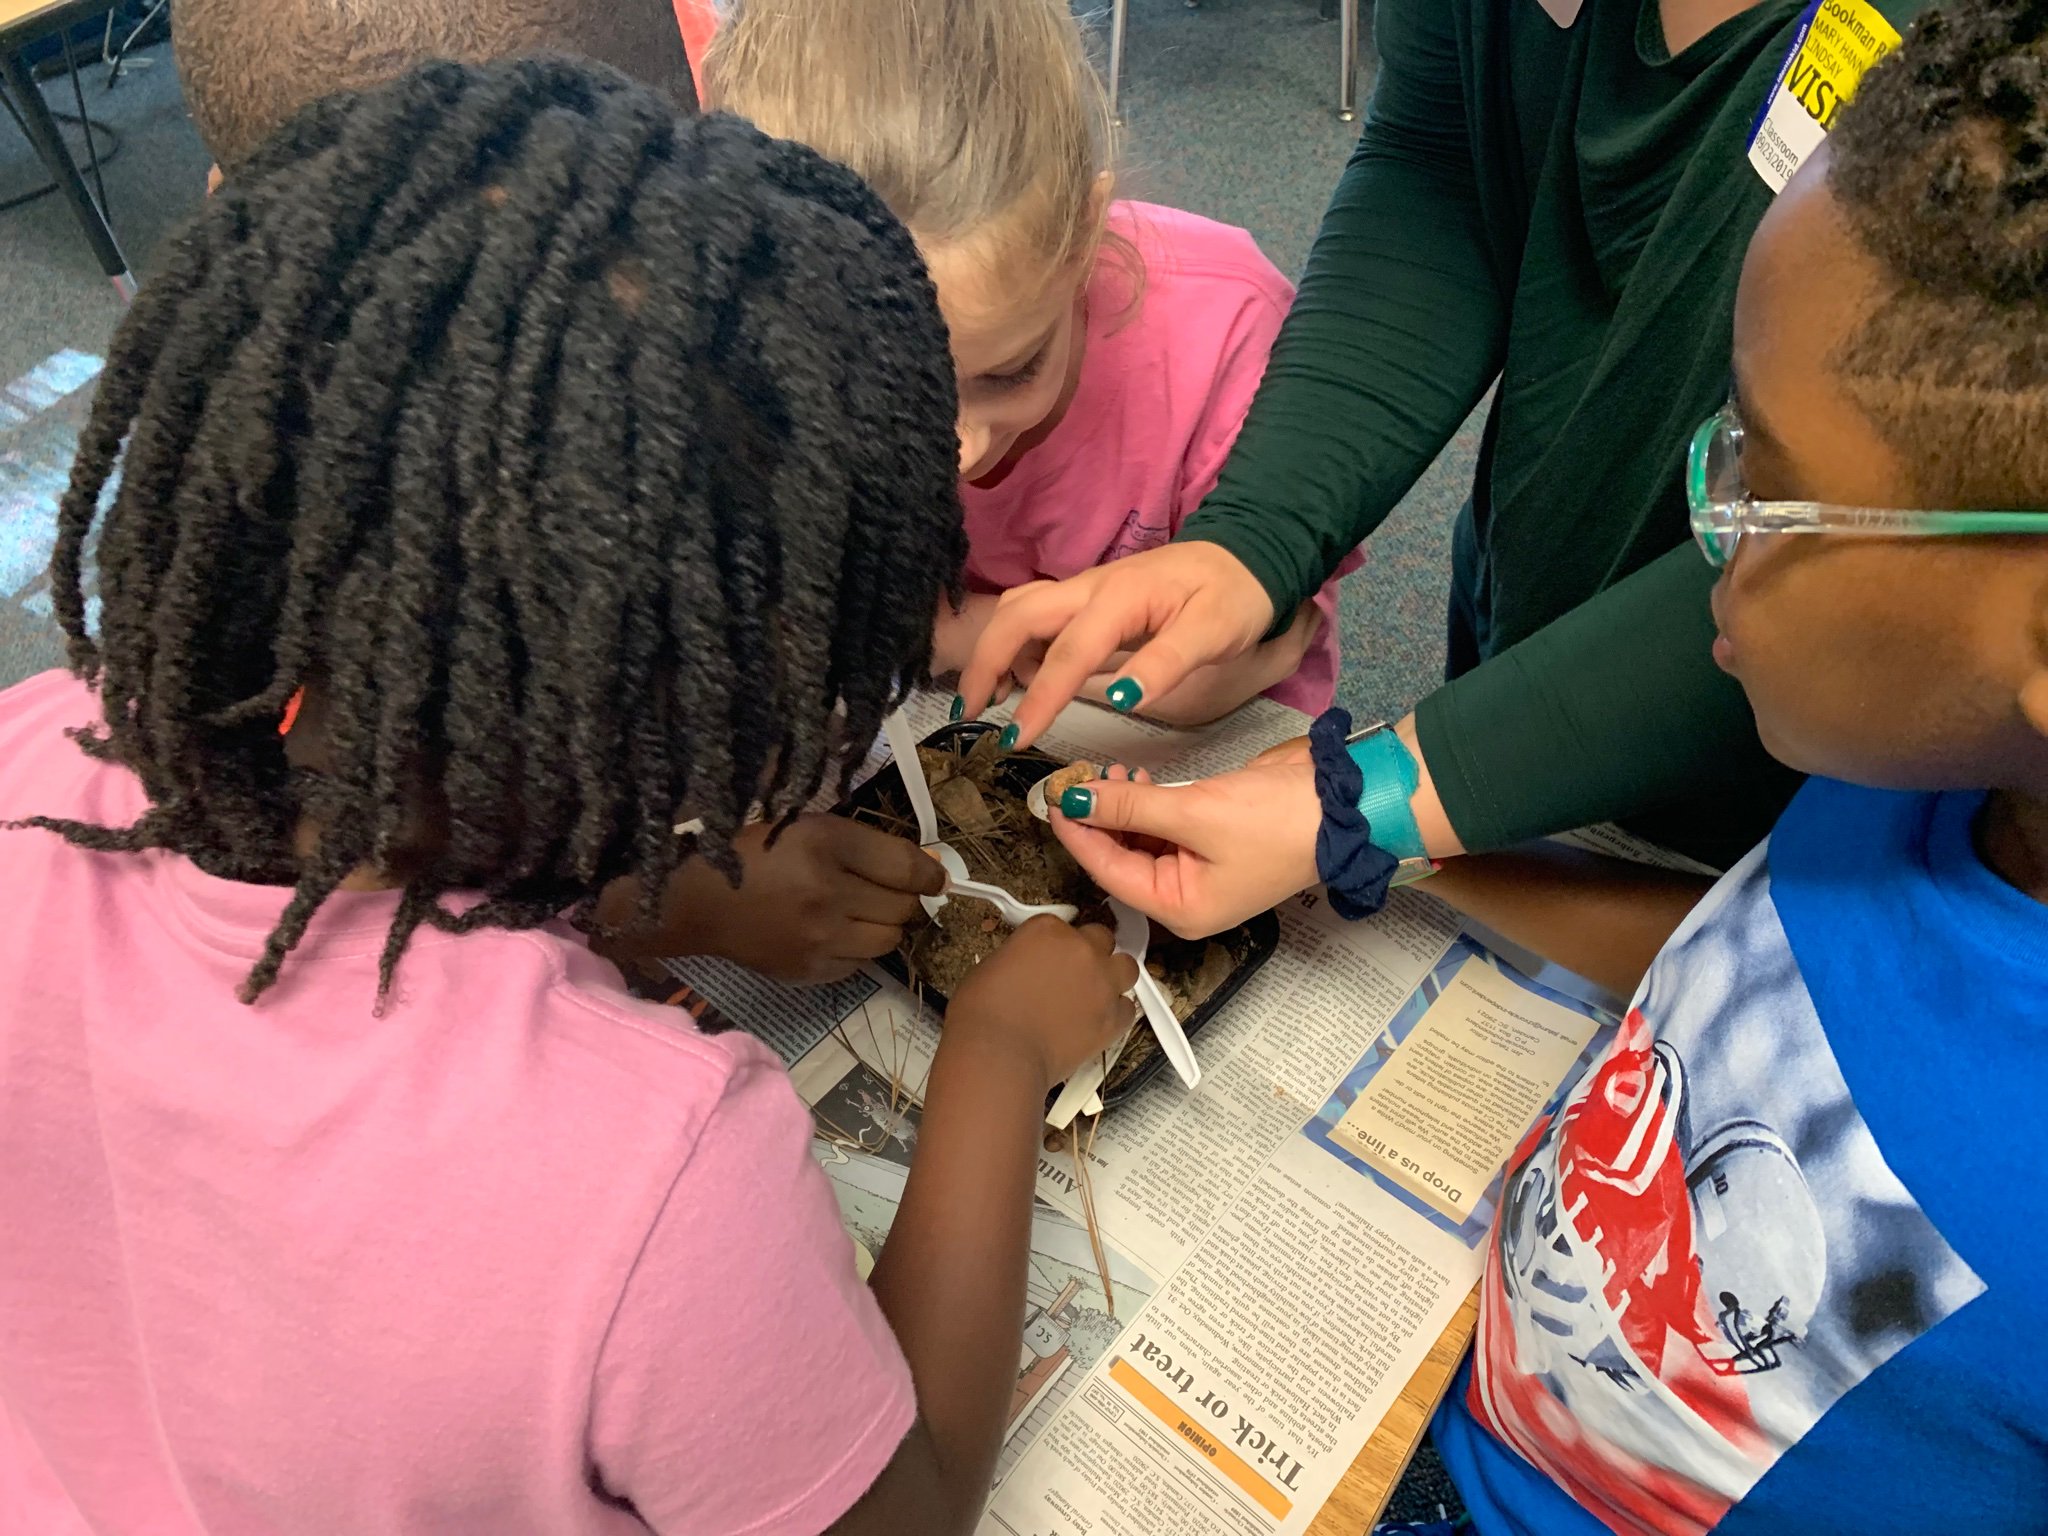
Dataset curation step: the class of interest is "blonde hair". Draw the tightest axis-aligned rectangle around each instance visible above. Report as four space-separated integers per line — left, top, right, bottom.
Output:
703 0 1123 295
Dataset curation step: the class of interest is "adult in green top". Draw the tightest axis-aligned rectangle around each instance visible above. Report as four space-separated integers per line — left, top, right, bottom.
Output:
960 0 1922 871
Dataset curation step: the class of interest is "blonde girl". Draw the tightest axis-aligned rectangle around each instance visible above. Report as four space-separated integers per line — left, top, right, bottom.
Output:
704 0 1358 724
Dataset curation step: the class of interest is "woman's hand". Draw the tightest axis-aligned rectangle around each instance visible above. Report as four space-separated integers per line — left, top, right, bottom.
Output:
1084 602 1321 728
1049 758 1323 937
956 542 1276 749
946 918 1138 1093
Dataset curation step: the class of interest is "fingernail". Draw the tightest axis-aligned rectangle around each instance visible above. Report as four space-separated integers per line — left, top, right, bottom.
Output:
999 723 1020 751
1059 785 1094 819
1106 677 1143 714
948 694 964 721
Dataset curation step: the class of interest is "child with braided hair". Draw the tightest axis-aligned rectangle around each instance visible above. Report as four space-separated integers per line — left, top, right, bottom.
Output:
174 0 940 992
0 60 1136 1535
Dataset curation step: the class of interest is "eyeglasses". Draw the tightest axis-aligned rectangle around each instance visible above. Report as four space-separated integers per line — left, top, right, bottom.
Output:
1685 401 2047 569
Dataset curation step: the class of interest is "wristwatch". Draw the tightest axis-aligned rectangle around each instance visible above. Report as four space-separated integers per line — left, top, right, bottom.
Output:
1345 720 1440 886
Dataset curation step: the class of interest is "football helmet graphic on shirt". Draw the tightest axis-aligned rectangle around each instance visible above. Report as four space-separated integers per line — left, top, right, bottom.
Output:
1689 1119 1826 1376
1493 1009 1826 1482
1466 849 1990 1536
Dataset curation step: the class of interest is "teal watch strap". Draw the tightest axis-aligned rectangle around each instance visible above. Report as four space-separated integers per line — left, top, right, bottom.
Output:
1344 726 1427 862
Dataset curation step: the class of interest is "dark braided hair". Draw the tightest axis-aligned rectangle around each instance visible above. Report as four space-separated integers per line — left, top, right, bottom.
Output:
16 57 966 1004
1827 0 2048 505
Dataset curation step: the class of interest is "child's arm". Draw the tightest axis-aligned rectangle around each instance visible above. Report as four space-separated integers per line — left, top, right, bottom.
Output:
830 918 1137 1535
583 921 1130 1536
1424 845 1713 999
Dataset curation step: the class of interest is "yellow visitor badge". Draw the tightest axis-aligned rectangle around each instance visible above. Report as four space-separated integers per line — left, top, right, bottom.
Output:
1747 0 1902 193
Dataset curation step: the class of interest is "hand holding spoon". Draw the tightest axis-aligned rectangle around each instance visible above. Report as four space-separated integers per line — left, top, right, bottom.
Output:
1027 768 1194 824
884 710 1077 924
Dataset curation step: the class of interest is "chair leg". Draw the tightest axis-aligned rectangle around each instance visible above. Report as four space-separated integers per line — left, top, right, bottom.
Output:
1337 0 1361 122
107 0 172 91
0 46 133 296
1108 0 1128 126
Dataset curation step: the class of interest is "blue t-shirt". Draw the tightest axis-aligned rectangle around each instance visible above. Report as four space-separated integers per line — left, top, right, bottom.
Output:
1433 779 2048 1535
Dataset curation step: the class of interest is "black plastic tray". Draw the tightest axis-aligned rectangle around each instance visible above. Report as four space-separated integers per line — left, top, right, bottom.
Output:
836 720 1280 1110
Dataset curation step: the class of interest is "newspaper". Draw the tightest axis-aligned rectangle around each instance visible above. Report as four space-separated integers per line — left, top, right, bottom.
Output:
649 692 1618 1534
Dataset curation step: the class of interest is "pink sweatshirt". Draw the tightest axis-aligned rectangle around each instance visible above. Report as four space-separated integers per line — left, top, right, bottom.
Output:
961 201 1360 715
0 671 912 1534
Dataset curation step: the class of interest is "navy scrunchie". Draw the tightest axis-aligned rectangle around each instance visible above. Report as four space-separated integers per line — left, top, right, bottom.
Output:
1310 707 1399 921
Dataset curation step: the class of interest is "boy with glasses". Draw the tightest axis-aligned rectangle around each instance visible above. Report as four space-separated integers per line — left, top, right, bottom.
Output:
1397 1 2048 1521
1052 2 2048 1528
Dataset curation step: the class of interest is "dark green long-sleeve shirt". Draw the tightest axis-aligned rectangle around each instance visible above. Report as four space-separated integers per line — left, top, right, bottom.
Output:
1183 0 1917 867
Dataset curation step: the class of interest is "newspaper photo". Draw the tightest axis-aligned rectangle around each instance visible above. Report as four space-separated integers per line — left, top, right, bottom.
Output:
641 691 1620 1534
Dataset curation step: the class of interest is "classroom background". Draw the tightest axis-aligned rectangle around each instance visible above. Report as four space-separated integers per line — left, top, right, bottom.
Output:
0 0 1479 723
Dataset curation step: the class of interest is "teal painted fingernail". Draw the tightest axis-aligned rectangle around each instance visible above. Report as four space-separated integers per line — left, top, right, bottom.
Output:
1106 677 1143 714
1060 785 1094 819
948 694 964 721
999 723 1020 751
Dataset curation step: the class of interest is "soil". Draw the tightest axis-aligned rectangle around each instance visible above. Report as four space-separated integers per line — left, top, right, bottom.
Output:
1042 759 1104 803
858 736 1244 1094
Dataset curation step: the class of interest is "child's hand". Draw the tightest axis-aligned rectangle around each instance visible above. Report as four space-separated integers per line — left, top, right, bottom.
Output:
710 819 948 982
945 918 1137 1092
594 817 945 985
930 592 1007 680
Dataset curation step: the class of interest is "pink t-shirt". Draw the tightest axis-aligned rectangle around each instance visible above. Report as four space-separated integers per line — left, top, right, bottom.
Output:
961 201 1360 715
0 671 911 1535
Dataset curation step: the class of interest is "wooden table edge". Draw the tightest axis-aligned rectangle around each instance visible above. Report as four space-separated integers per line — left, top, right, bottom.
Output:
0 0 113 46
1305 1284 1481 1536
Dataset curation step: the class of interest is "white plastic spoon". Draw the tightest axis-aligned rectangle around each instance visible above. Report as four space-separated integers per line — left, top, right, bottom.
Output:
1111 897 1202 1090
884 710 1079 924
927 844 1079 927
1045 894 1203 1127
882 708 963 921
883 710 942 843
1046 1039 1125 1129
